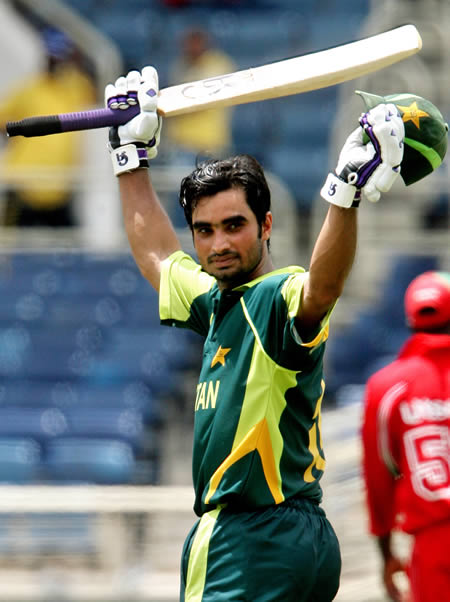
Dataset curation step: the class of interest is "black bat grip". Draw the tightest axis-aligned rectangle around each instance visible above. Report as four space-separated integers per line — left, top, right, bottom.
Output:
7 115 62 137
6 105 141 138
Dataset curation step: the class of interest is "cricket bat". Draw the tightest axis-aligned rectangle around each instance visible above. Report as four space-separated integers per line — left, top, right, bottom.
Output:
6 24 422 138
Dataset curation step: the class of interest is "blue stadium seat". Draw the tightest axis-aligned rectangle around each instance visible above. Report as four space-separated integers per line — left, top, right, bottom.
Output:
122 296 164 327
63 0 107 20
274 89 337 148
0 324 32 378
0 266 60 296
0 380 48 406
18 348 93 381
325 322 378 397
87 353 168 393
0 292 47 326
265 145 326 210
0 407 68 445
0 437 41 483
0 511 96 558
88 7 162 71
0 378 162 427
251 0 317 12
27 513 97 555
307 11 369 51
63 407 145 451
0 250 200 486
231 102 270 164
211 11 293 66
324 254 439 402
44 438 136 484
75 381 164 427
9 252 82 278
376 254 439 326
62 264 148 298
43 294 126 328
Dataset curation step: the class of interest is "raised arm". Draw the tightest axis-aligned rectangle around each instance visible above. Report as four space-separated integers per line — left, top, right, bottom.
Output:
297 103 405 335
118 170 180 290
106 67 181 290
299 204 357 333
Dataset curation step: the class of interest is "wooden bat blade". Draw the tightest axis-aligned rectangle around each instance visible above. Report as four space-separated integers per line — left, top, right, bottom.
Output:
6 24 421 138
158 24 422 116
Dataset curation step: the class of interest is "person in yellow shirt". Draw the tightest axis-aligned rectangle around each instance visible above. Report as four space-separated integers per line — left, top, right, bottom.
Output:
0 28 96 227
165 28 236 159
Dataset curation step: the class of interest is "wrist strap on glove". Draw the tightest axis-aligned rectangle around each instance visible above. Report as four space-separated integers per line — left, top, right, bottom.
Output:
320 173 361 208
110 143 149 176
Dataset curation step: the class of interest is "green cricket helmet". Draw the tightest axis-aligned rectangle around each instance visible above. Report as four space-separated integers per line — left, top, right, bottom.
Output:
356 90 448 185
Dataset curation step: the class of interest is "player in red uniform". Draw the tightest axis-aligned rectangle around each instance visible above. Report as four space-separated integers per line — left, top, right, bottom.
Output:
361 271 450 601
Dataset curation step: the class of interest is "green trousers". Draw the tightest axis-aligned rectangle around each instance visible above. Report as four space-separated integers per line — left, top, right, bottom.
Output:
180 498 341 602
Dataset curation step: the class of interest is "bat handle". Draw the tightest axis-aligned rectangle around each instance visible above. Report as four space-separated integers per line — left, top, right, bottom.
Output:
6 105 141 138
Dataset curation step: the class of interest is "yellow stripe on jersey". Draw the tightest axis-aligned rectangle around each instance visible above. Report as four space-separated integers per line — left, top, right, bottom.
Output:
303 380 326 482
301 323 330 348
159 251 215 323
185 506 222 602
205 298 300 505
281 273 307 318
233 265 305 292
205 418 284 505
281 273 334 347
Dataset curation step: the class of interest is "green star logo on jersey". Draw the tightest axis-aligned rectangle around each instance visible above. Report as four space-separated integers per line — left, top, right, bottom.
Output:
397 101 429 129
211 345 231 368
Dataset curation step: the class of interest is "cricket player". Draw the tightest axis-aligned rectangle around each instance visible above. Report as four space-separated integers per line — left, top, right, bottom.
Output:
362 271 450 602
104 66 406 601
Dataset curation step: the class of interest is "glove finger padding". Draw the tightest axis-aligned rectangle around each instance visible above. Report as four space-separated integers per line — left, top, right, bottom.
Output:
321 103 405 208
145 115 162 160
124 66 161 153
335 126 376 181
106 66 162 174
125 70 140 106
363 163 400 203
105 83 119 109
138 66 159 111
114 76 129 109
368 103 404 167
116 67 160 148
361 103 404 201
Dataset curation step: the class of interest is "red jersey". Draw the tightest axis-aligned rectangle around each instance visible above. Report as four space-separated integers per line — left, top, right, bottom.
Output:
361 333 450 536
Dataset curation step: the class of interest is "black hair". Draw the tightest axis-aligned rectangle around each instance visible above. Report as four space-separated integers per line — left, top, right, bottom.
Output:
179 154 271 231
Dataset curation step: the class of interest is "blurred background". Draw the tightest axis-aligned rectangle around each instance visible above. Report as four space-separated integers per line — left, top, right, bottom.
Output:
0 0 448 600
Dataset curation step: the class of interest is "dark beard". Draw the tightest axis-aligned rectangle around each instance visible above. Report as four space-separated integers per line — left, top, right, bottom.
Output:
206 239 263 287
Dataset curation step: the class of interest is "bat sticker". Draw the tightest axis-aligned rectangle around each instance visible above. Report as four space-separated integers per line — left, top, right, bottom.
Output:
181 73 254 100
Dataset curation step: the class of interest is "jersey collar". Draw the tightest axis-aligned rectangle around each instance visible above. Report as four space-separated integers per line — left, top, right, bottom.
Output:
232 265 305 291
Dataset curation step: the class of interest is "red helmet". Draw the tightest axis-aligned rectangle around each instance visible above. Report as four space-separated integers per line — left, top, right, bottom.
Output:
404 271 450 330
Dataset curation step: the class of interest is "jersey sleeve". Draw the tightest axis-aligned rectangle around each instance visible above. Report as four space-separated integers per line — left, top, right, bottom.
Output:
361 376 398 536
159 251 215 336
281 272 335 352
246 271 335 371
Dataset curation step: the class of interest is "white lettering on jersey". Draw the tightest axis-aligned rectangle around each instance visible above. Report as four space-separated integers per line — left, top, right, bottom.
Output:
400 398 450 425
404 424 450 502
195 380 220 411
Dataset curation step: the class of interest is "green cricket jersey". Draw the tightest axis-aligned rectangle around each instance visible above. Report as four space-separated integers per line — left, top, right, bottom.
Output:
160 251 333 517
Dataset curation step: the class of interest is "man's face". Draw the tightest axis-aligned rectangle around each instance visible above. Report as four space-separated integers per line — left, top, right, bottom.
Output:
191 187 272 289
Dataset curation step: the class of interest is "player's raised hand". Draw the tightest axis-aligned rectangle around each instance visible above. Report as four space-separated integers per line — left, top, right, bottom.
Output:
321 103 404 207
105 66 162 176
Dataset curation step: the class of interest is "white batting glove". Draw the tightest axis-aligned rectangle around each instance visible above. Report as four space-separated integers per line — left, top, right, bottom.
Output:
320 104 405 207
105 66 162 176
